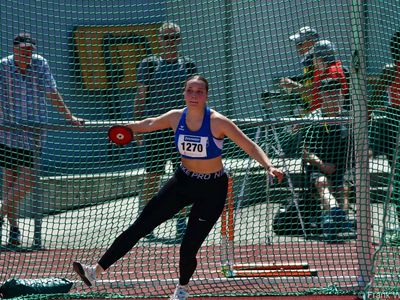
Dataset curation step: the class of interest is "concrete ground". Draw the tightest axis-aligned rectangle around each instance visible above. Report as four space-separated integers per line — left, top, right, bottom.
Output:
3 193 398 249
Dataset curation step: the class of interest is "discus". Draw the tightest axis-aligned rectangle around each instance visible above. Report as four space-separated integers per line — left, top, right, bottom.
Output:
108 125 133 146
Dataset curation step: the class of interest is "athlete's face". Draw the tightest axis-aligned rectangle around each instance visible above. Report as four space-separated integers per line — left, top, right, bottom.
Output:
184 79 208 108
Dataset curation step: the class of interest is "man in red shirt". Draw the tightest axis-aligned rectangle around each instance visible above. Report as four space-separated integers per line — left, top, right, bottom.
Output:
310 40 349 114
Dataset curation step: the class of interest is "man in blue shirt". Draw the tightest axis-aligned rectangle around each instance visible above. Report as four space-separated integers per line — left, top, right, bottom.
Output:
0 33 83 247
134 23 197 242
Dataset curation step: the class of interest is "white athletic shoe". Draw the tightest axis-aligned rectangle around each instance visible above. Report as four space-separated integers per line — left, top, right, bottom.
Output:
73 261 97 287
170 285 189 300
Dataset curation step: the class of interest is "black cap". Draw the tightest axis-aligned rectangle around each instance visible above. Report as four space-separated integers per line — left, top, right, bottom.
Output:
14 33 37 50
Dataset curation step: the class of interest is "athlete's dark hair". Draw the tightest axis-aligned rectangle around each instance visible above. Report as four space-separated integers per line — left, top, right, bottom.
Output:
185 75 209 92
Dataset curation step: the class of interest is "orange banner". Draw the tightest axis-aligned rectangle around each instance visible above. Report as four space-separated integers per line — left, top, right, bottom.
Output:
73 24 160 90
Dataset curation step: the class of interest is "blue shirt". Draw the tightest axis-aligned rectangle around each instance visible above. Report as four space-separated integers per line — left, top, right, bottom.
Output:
0 54 57 150
136 55 197 117
175 107 224 159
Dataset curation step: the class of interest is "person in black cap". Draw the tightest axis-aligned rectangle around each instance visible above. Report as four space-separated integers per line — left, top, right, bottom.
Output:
0 33 84 247
280 26 323 115
271 27 324 160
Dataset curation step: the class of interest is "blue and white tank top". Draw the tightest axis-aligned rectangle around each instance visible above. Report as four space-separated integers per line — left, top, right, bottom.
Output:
174 107 223 159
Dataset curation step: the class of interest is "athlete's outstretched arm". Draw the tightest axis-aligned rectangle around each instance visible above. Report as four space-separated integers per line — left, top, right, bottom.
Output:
126 110 179 133
218 116 284 183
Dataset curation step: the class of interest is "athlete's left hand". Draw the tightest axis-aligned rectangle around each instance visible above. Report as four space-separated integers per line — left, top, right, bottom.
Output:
268 167 284 184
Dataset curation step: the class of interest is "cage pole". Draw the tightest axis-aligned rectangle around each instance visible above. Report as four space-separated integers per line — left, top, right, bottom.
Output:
224 0 234 118
350 0 373 290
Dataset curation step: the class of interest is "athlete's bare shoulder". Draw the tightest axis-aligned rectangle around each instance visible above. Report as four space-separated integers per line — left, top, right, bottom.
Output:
167 108 185 131
210 109 235 138
210 109 233 125
210 109 227 121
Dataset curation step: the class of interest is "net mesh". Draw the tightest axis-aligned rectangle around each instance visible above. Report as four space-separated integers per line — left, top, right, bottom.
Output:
0 1 399 299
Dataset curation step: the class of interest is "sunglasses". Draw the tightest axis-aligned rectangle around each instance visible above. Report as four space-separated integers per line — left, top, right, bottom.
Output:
161 33 181 41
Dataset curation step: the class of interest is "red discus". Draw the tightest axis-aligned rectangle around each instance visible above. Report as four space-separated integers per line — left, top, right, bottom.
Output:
108 125 133 146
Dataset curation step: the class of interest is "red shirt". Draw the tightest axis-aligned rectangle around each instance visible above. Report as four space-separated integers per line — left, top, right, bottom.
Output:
310 61 349 112
388 62 400 107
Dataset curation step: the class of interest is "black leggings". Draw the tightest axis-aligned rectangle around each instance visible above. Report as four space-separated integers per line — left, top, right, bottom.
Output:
98 165 228 285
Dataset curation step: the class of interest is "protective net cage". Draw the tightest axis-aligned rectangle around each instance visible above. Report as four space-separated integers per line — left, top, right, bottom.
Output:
0 0 399 299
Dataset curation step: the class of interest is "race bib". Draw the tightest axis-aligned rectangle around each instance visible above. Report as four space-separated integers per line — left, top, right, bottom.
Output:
178 135 208 158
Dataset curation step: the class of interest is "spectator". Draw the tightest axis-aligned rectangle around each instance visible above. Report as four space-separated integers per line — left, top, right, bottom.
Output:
301 40 354 242
308 40 349 116
134 22 197 242
73 75 284 300
280 26 323 115
276 27 328 159
369 30 400 244
0 33 83 247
